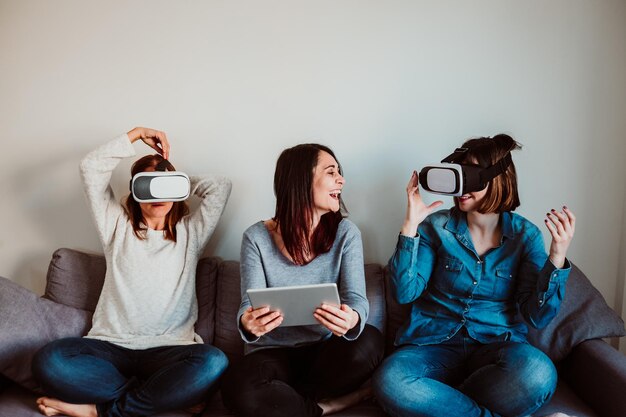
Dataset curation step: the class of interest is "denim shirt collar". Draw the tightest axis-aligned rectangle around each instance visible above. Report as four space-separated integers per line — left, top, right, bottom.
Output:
444 208 516 243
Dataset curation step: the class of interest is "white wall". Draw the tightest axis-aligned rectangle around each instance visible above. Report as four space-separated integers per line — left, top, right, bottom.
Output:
1 0 626 327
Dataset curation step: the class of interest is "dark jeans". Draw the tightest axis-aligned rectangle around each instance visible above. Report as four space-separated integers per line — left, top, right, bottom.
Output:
373 329 557 417
32 337 229 417
221 324 384 417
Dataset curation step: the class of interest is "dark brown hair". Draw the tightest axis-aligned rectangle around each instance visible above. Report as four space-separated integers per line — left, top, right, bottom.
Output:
273 144 346 265
124 154 190 242
454 134 522 213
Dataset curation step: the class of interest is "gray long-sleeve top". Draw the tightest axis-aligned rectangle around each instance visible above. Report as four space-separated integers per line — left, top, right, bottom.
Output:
80 134 231 349
237 219 369 354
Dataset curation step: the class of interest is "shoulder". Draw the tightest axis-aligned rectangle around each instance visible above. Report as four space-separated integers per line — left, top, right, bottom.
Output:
242 221 268 241
506 212 542 237
424 208 453 227
337 218 362 238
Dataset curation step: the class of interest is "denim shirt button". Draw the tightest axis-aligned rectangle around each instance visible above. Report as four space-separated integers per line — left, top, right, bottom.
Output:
477 260 482 264
473 281 478 285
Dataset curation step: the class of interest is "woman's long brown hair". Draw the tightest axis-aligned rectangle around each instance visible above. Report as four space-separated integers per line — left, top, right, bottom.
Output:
124 154 189 242
273 144 346 265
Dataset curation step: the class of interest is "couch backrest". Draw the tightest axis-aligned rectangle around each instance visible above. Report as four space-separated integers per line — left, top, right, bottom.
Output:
44 249 388 362
44 248 625 364
210 261 387 361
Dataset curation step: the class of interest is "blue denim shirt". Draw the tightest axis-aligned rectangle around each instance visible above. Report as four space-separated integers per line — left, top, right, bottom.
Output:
389 208 571 347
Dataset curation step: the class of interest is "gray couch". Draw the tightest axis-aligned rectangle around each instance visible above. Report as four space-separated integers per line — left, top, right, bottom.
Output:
1 248 626 417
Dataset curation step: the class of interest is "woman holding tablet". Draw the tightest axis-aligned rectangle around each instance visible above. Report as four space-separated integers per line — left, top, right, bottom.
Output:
221 143 383 416
373 134 576 417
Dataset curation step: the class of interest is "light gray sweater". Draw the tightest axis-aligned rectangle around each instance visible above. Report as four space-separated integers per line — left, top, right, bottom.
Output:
80 134 231 349
238 219 369 354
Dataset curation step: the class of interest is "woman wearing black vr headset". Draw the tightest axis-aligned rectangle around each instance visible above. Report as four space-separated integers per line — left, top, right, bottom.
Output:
373 134 576 417
32 127 232 417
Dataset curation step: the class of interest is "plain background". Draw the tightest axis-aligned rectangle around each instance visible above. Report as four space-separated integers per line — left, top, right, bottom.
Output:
1 1 626 351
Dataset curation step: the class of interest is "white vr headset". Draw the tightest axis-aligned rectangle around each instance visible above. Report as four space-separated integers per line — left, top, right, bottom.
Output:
418 148 512 196
130 160 190 203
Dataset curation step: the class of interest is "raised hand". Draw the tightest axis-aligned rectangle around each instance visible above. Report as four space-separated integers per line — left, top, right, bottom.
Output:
240 306 283 338
544 206 576 269
127 127 170 160
314 303 359 337
400 170 443 237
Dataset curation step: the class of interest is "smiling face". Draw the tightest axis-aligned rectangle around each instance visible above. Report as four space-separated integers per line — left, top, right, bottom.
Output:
456 187 488 213
312 150 344 218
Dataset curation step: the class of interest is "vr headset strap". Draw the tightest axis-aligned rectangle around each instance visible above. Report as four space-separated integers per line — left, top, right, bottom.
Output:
128 159 171 191
480 153 512 184
440 148 468 164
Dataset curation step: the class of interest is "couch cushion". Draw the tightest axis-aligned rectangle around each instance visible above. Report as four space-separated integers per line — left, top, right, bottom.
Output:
0 277 92 392
383 266 412 355
213 261 245 361
213 262 388 363
364 264 386 334
526 263 626 362
0 384 195 417
383 263 626 363
44 248 105 311
195 257 220 344
43 248 219 343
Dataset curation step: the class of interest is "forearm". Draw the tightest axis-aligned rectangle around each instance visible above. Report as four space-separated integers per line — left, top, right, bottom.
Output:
187 175 232 248
389 234 429 304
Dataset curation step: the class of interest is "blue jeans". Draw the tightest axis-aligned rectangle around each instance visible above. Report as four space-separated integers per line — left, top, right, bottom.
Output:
373 329 557 417
32 337 228 417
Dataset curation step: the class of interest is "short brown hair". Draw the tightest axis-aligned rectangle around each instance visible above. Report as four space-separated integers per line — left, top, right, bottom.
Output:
454 134 522 213
124 154 190 242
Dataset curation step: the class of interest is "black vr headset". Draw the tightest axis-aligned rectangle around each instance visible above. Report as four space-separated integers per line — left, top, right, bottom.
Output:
130 159 190 203
418 148 512 196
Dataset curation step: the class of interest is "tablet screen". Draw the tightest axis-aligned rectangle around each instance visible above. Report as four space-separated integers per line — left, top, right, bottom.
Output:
247 283 340 327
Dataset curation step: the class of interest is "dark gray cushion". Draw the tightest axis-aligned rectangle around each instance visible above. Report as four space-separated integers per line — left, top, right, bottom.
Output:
44 248 106 311
527 263 626 362
213 261 245 362
363 264 386 334
384 263 625 363
195 257 220 344
42 248 219 343
212 261 388 364
0 277 91 392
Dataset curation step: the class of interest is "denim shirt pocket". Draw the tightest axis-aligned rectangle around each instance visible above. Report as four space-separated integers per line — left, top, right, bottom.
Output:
493 268 515 300
432 256 464 294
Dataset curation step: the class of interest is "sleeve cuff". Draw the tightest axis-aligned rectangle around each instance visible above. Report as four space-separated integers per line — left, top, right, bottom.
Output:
343 307 367 341
397 233 420 251
547 258 572 283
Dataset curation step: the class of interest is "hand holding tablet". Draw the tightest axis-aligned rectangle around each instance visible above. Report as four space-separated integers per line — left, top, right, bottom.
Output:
246 283 341 327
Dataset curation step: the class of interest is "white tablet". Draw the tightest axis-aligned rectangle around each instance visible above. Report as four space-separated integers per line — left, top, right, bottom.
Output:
247 283 341 327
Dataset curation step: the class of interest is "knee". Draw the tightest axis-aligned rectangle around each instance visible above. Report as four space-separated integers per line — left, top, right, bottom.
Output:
348 325 384 369
373 356 431 412
192 345 229 384
32 338 79 385
507 345 557 401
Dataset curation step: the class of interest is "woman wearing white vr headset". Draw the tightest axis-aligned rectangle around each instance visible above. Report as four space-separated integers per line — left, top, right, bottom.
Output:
32 127 232 417
373 134 576 417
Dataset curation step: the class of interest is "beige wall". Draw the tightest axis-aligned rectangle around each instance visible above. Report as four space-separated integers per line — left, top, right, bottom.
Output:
2 1 626 334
